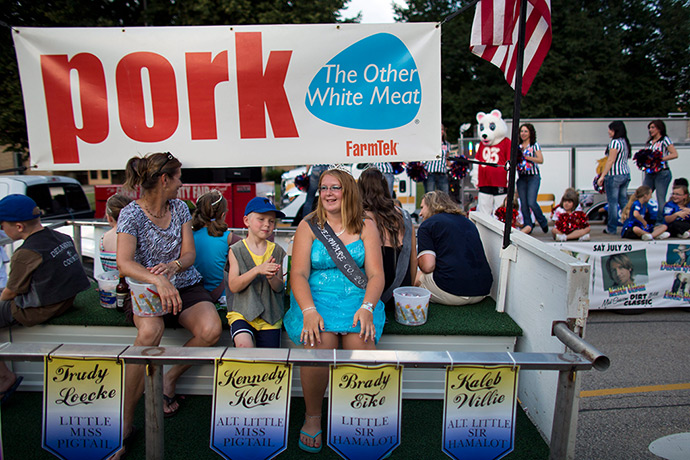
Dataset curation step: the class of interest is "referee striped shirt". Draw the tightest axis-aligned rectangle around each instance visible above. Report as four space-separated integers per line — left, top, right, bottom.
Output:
425 141 450 173
647 135 673 170
372 162 393 174
606 138 630 176
520 142 541 176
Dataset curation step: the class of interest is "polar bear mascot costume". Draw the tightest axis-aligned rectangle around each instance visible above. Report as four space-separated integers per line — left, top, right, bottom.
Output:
474 109 511 215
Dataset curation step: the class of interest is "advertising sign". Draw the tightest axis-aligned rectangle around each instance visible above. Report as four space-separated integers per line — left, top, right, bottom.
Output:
555 240 690 309
12 24 440 170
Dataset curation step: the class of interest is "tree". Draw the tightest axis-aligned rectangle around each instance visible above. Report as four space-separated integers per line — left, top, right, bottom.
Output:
0 0 352 153
395 0 690 142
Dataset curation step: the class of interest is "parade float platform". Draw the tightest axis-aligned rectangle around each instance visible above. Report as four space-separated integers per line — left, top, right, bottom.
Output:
1 282 522 399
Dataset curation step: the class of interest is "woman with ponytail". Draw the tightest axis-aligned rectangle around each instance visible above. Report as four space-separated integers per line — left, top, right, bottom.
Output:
112 152 221 458
597 121 632 235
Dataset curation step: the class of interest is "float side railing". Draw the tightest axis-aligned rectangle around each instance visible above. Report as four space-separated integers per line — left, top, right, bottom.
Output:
0 337 608 460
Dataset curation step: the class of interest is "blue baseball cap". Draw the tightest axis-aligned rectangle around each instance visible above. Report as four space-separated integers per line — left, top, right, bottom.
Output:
0 194 41 223
244 197 285 218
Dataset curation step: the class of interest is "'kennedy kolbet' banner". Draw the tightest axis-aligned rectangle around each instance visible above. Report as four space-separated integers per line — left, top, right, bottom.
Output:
12 24 440 170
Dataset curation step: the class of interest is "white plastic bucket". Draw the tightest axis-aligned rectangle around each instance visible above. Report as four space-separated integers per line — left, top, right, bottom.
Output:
95 271 119 309
393 287 431 326
126 277 168 317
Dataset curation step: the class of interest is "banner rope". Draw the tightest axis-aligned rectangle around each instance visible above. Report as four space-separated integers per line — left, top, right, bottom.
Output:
440 0 480 26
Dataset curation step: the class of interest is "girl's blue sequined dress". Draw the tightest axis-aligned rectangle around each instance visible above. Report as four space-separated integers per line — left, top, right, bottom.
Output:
284 239 385 345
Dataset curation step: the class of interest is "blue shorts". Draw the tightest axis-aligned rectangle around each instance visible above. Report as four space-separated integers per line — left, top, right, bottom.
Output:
230 319 281 348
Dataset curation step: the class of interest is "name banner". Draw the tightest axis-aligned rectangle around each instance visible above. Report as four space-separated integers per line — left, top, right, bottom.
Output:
555 240 690 309
13 24 440 170
328 364 402 460
42 356 124 460
211 359 292 460
443 365 518 460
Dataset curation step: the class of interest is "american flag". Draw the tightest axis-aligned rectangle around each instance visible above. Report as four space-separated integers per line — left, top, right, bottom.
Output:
470 0 552 95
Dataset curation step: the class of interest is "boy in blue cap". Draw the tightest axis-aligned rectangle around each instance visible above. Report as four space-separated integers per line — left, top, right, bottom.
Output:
226 197 286 348
0 194 90 404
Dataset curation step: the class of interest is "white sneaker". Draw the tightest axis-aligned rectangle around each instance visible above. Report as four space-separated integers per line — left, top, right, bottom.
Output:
657 231 670 240
682 231 690 239
556 233 567 242
641 233 653 241
578 234 590 241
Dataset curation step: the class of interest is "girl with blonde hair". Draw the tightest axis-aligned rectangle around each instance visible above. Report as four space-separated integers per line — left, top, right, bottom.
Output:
283 168 385 453
621 185 670 240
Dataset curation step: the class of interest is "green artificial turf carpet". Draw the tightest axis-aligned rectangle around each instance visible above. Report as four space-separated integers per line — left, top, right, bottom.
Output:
44 283 522 338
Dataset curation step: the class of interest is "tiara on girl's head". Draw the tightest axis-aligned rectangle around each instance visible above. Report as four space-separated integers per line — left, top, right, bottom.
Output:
328 164 353 175
196 189 223 207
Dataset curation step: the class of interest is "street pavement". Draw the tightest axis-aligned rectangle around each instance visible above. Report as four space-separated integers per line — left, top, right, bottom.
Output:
520 220 690 459
575 307 690 459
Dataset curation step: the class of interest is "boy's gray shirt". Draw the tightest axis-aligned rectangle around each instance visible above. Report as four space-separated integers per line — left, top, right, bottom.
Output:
229 241 285 325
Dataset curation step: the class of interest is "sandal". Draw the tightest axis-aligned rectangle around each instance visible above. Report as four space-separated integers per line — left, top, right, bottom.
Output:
163 394 182 418
298 414 322 454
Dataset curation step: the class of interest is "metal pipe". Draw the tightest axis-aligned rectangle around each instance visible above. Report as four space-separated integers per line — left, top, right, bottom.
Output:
0 343 599 371
553 322 610 371
73 225 82 258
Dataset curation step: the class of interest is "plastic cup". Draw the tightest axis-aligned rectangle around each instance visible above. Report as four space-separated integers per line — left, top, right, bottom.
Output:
95 271 119 309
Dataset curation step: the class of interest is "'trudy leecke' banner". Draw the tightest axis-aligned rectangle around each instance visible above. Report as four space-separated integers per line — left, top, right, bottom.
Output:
12 24 440 170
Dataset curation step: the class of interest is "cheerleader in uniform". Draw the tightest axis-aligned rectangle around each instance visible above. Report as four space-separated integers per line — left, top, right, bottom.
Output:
620 185 670 241
551 188 591 242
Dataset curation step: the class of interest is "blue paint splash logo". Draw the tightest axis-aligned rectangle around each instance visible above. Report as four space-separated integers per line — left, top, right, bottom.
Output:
306 33 422 130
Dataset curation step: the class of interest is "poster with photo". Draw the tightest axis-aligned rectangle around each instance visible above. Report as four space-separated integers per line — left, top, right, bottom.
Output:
554 240 690 310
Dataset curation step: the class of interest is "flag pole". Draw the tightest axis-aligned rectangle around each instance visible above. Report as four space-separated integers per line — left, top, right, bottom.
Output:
502 0 529 249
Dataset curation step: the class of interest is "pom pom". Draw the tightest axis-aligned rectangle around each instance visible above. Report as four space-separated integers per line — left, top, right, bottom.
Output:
405 162 428 182
555 211 589 234
391 162 405 175
449 156 470 180
495 206 521 228
633 149 663 174
517 158 534 174
294 173 309 192
593 175 604 194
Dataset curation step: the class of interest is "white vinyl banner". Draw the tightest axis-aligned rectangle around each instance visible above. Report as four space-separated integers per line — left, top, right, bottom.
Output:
554 240 690 310
12 24 441 170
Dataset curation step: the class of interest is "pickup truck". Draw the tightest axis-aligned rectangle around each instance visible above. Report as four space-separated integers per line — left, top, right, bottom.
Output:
0 175 93 220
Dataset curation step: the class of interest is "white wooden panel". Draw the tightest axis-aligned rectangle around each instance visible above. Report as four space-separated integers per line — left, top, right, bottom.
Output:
471 212 590 444
538 147 572 198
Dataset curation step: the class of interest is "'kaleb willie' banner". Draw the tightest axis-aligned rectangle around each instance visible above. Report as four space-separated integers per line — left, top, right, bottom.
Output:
12 24 440 170
42 356 124 460
211 360 292 460
443 365 518 460
554 240 690 310
328 364 402 460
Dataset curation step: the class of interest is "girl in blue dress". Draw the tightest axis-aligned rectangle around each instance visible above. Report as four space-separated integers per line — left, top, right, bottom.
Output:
284 168 385 453
621 185 670 240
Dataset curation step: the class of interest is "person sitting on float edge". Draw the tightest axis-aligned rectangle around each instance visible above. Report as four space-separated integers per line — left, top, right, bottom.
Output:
415 191 493 306
0 194 90 404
